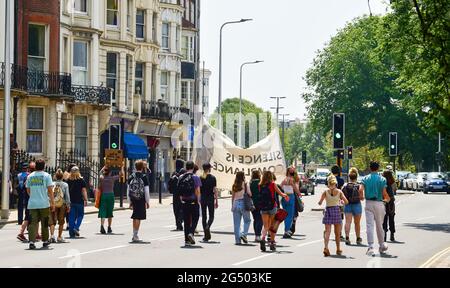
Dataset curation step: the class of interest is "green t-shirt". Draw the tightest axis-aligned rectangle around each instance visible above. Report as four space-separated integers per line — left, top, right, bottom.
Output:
26 171 53 209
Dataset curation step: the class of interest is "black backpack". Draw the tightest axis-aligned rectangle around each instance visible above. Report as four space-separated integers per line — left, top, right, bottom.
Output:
177 173 196 203
343 183 360 204
168 172 180 195
259 184 275 211
128 173 145 201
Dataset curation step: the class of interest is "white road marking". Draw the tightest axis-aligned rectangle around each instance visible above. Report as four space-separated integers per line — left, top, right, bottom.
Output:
414 216 435 222
10 266 21 268
232 254 274 266
420 247 450 268
58 245 129 259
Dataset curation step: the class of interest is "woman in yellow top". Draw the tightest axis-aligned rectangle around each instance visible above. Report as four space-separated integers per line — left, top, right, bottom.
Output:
318 175 349 257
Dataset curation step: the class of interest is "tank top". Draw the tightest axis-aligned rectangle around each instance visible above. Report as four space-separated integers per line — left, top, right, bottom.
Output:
325 189 341 207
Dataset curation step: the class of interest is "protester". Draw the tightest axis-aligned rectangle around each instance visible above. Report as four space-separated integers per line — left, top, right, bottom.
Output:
318 175 349 257
359 161 391 256
342 168 364 245
382 170 397 242
98 165 124 234
193 164 202 235
25 159 54 250
200 163 218 242
49 169 71 243
63 163 77 230
17 161 35 242
250 170 263 242
259 171 289 252
231 172 252 245
16 163 29 225
178 161 201 246
169 166 186 231
128 160 150 243
66 166 88 238
281 167 300 238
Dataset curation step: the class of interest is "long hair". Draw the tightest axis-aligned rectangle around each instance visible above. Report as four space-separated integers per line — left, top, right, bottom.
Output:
260 171 273 187
232 172 246 193
251 170 261 181
383 170 395 186
69 170 83 181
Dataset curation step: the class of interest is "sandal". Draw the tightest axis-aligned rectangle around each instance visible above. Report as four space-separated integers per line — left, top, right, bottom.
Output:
323 248 331 257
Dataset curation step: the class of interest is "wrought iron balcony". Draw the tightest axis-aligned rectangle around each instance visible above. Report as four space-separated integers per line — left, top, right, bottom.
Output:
0 62 71 96
141 100 192 121
71 85 111 106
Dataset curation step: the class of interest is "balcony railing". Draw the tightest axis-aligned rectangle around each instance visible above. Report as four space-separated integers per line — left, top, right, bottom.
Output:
141 100 192 121
0 62 71 96
71 85 111 106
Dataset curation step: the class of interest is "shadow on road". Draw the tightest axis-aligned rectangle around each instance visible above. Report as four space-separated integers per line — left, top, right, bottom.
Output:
128 241 151 245
404 223 450 233
379 254 398 259
181 245 204 249
329 255 354 259
200 241 221 244
95 233 126 236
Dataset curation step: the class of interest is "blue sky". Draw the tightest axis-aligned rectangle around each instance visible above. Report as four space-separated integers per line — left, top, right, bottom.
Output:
200 0 389 120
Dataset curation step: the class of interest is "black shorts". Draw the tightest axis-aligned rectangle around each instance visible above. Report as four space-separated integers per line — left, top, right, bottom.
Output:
24 209 31 222
131 200 147 220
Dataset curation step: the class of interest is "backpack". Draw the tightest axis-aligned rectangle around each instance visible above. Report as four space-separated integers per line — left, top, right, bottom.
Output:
18 172 28 190
128 173 145 201
343 183 360 204
259 184 275 211
53 183 65 208
168 173 180 195
177 173 196 203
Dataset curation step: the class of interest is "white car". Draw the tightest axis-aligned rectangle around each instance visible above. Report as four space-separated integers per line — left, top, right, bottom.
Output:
413 173 428 191
404 173 417 190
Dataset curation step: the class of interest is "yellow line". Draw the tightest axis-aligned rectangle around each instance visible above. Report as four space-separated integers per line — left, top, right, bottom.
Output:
420 247 450 268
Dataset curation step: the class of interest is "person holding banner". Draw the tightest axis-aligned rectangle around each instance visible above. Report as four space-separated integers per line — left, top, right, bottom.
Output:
259 171 289 252
231 172 252 245
281 167 300 239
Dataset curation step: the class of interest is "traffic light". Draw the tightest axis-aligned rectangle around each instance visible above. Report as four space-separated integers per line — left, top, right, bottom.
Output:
338 149 345 159
109 124 121 150
347 146 353 160
389 132 398 156
333 113 345 150
301 151 307 164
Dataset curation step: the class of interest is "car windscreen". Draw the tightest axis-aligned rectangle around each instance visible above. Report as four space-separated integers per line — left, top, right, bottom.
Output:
317 172 328 177
427 173 444 180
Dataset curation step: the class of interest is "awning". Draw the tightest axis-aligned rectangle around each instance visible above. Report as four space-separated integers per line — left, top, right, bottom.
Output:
124 132 149 160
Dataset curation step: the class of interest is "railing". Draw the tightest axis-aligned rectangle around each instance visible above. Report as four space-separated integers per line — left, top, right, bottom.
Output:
71 85 111 106
0 62 72 96
141 100 192 121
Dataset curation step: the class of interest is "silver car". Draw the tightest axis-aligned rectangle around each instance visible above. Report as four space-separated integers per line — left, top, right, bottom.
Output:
413 173 428 191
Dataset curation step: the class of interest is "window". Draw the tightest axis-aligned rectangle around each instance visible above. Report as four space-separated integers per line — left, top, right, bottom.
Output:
106 53 118 105
162 23 169 50
189 81 194 110
176 26 180 53
151 64 157 101
63 37 69 73
75 116 88 156
181 81 188 107
28 24 46 71
190 0 195 25
181 36 188 60
125 55 132 107
73 41 88 85
127 0 132 30
152 13 157 42
135 62 144 96
27 107 44 154
107 0 118 26
136 10 145 39
161 71 168 100
175 74 180 105
74 0 87 13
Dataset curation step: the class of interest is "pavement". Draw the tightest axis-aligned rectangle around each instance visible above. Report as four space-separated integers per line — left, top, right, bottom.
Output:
0 185 449 268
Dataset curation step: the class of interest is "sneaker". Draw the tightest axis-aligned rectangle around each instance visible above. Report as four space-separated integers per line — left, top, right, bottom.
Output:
379 244 388 254
366 247 375 257
390 233 395 242
194 229 200 235
255 236 261 242
345 237 351 245
132 236 141 243
107 227 113 234
185 241 192 247
100 226 106 235
50 237 57 244
270 242 276 251
340 235 346 241
187 233 195 245
260 240 266 252
17 234 27 242
176 227 184 231
57 237 65 243
240 235 248 244
283 232 292 239
29 242 36 250
356 237 363 245
204 228 211 241
43 241 50 248
74 230 80 237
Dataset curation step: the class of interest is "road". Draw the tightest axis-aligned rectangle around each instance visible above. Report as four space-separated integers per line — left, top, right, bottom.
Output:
0 185 449 268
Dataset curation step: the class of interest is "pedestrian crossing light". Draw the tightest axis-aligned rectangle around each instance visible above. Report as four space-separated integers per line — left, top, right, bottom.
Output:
333 113 345 150
110 124 121 150
389 132 398 157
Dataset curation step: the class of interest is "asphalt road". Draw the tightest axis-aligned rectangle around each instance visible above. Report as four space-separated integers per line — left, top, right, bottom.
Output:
0 185 449 268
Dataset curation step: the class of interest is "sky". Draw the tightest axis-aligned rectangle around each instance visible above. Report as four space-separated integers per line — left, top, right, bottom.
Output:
200 0 389 121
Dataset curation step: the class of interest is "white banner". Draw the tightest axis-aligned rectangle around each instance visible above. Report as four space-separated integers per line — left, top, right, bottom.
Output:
192 119 287 190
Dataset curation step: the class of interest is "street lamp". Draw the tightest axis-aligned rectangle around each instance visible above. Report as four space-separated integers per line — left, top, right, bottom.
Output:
270 96 286 124
238 60 263 147
218 18 253 131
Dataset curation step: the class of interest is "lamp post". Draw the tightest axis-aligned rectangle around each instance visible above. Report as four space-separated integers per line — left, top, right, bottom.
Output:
238 60 263 147
217 18 253 131
270 96 286 125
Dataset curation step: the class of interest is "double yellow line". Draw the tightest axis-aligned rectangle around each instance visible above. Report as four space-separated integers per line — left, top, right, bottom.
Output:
420 247 450 268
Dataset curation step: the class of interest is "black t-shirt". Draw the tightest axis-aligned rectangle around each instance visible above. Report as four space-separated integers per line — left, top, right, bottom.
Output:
66 178 87 204
128 172 149 203
325 175 345 189
200 174 217 201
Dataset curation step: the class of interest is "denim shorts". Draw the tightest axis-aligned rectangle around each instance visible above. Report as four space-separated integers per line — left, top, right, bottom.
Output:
260 207 277 216
344 203 362 216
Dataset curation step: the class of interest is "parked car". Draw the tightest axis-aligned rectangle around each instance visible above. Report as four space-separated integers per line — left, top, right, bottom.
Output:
299 172 315 195
413 172 428 191
404 173 417 190
396 171 411 189
423 172 449 194
314 168 331 185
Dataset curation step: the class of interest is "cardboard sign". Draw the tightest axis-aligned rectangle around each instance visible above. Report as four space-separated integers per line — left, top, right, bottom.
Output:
105 149 124 167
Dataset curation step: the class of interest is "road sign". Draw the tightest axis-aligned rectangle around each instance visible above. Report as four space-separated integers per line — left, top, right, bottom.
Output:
333 113 345 150
105 149 124 167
